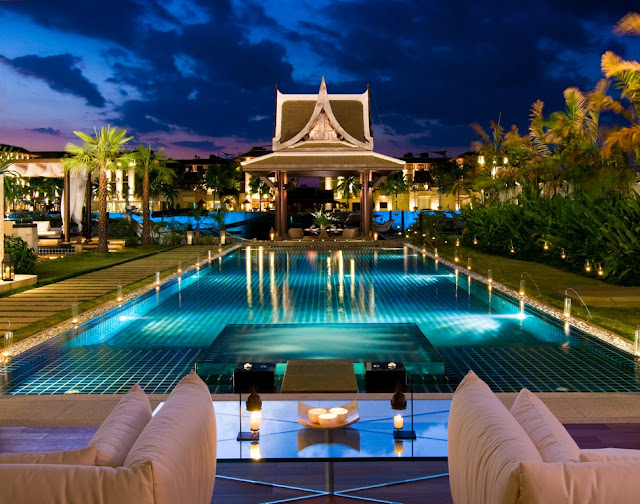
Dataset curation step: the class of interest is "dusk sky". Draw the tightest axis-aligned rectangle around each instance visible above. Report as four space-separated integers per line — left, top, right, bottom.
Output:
0 0 638 160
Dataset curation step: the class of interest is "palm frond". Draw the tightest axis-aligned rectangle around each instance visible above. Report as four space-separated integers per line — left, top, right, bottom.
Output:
613 12 640 36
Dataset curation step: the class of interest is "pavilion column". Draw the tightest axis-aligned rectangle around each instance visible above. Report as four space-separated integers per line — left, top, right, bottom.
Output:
63 170 71 243
275 171 288 238
360 170 372 238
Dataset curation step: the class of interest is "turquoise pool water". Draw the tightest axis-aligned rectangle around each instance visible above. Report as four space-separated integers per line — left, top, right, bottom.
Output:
2 246 638 394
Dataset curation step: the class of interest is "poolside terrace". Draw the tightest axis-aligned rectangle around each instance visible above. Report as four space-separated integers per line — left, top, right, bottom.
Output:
1 241 640 503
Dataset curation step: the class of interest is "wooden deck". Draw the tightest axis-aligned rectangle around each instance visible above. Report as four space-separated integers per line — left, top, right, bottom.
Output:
1 423 639 503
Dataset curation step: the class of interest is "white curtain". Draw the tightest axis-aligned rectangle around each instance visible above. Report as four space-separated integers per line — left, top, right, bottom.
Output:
7 162 88 231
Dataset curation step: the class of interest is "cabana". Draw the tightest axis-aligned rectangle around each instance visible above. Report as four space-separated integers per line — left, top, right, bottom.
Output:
3 158 88 256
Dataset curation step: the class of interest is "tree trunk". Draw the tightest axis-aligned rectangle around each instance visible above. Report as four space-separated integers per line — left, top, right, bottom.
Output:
142 172 151 245
98 167 109 252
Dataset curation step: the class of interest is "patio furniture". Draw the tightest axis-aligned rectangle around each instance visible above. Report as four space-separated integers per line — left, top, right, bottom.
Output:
448 371 640 504
0 372 217 504
214 398 449 501
288 228 304 240
281 359 358 393
341 228 360 239
33 220 63 238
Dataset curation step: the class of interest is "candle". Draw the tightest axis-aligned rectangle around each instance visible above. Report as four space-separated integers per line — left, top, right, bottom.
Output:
329 407 348 423
394 440 404 456
394 414 404 430
318 412 338 428
249 411 261 432
249 442 261 460
308 408 327 423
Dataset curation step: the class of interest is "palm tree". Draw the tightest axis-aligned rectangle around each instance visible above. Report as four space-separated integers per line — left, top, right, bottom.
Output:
131 145 174 245
203 161 239 211
248 176 272 211
160 181 180 209
336 176 360 210
601 12 640 159
65 126 132 252
0 146 17 260
380 171 408 211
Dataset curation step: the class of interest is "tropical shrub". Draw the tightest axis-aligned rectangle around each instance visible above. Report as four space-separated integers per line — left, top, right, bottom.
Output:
4 236 37 274
461 189 640 285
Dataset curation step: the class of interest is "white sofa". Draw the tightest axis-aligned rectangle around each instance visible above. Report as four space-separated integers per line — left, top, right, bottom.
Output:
0 372 217 504
448 371 640 504
33 220 63 238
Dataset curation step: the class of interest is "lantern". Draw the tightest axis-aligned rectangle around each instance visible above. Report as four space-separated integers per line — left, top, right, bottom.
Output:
2 254 14 282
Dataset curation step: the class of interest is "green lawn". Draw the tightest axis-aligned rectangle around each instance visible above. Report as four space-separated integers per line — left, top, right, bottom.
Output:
433 245 640 342
34 246 176 285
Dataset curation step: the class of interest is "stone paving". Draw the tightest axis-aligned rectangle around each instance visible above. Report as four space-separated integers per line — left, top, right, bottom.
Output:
1 245 213 330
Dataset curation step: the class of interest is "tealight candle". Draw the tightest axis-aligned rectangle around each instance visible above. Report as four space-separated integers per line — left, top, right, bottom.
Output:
329 407 348 423
394 414 404 430
318 412 338 428
250 442 261 460
243 363 252 370
249 411 261 432
308 408 327 423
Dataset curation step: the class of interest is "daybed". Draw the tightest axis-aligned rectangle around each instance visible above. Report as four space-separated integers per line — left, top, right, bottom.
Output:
448 371 640 503
33 220 63 238
0 372 217 504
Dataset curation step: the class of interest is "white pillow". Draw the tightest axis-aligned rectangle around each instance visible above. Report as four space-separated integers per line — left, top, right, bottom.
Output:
511 388 580 462
520 461 640 504
89 384 152 467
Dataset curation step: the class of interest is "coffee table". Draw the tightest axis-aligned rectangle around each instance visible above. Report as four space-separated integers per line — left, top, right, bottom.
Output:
214 399 450 503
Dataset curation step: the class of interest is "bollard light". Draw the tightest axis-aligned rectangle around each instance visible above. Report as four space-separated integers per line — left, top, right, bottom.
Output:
564 297 571 319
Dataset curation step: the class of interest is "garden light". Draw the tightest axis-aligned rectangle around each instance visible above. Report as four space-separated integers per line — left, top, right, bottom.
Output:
584 260 592 273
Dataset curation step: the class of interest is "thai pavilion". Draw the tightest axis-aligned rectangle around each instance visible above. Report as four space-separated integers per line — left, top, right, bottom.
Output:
242 78 405 238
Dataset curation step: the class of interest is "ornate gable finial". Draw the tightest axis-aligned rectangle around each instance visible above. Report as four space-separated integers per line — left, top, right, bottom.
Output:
319 76 327 95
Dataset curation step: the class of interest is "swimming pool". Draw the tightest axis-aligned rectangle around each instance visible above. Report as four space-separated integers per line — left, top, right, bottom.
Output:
2 245 638 394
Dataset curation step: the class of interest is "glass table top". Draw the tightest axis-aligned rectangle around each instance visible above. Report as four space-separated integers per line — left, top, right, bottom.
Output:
214 399 450 461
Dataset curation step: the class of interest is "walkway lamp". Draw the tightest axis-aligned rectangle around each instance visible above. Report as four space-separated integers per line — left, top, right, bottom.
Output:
2 254 14 282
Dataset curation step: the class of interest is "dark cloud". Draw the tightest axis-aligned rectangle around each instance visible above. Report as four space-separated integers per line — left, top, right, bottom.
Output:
0 54 106 107
29 127 61 135
172 140 223 151
3 0 636 156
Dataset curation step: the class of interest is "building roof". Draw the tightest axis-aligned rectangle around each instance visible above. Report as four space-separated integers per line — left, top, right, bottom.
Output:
242 151 404 176
273 77 372 151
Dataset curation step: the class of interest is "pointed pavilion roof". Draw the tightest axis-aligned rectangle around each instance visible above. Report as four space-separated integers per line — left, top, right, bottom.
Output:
273 77 373 151
243 78 404 176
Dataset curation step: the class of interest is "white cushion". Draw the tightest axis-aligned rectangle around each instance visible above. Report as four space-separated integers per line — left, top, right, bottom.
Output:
448 371 542 504
124 372 216 504
89 384 152 467
0 446 97 465
0 462 154 503
519 461 640 504
511 388 580 462
580 449 640 462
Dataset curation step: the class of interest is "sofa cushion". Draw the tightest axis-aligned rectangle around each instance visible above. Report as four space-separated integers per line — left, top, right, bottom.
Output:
580 449 640 462
0 462 154 503
124 372 216 504
0 446 97 465
448 371 542 504
89 383 152 467
519 461 640 504
510 388 580 462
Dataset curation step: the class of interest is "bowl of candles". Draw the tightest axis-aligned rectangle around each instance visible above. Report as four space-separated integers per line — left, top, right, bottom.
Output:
297 400 359 429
